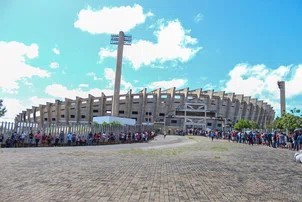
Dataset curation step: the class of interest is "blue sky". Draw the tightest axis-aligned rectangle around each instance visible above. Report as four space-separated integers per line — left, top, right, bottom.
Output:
0 0 302 121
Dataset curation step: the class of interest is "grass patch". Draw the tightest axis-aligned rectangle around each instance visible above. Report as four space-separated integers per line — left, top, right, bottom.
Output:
214 156 221 159
187 136 199 142
210 146 229 152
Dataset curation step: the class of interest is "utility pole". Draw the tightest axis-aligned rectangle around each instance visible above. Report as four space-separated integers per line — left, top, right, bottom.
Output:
277 81 286 116
110 31 132 117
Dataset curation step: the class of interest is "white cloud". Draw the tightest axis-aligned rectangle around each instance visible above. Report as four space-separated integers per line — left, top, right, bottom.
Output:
45 84 128 100
147 78 187 89
99 19 202 70
28 96 55 106
203 83 216 90
194 13 204 22
104 68 133 89
20 78 33 88
0 98 24 122
50 62 59 69
52 48 60 55
223 63 302 114
0 41 50 94
86 72 102 80
74 4 153 34
0 96 55 122
79 84 89 88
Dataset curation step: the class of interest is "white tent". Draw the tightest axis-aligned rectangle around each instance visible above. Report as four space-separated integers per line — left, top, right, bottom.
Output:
93 116 136 126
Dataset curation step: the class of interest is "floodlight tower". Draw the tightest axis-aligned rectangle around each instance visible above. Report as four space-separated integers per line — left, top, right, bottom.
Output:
277 81 286 116
110 31 132 117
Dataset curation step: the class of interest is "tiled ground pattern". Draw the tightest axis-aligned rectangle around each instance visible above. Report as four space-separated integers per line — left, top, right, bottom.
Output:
0 135 301 202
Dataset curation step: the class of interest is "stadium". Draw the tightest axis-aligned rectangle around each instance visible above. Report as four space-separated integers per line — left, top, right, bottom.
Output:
14 87 275 131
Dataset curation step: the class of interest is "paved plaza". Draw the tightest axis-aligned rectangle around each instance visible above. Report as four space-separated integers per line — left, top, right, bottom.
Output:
0 135 301 202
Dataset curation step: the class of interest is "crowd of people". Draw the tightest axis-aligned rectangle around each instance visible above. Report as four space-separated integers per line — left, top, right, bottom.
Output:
0 130 157 148
181 128 302 151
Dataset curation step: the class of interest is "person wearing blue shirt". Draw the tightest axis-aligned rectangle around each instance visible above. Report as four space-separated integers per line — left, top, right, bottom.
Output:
298 133 302 151
210 131 215 141
267 133 273 147
67 133 73 146
248 132 253 146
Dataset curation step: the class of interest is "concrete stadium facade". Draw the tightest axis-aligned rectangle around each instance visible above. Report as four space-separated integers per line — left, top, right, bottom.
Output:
15 87 275 130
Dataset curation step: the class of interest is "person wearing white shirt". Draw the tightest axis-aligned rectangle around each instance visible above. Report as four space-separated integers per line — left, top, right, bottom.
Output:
20 131 26 147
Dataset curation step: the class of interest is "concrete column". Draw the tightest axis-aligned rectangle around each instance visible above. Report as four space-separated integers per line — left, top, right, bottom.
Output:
75 97 81 123
255 101 263 124
33 107 37 123
99 93 105 116
88 94 94 123
112 31 125 117
140 88 147 125
39 105 44 126
46 102 51 125
154 88 161 121
127 90 132 117
64 99 70 124
195 88 202 99
278 81 286 115
26 109 31 123
250 98 257 121
183 88 189 103
168 87 175 113
55 100 60 124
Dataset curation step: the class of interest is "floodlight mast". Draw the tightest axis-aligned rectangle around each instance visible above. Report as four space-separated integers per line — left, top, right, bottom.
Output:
110 31 132 117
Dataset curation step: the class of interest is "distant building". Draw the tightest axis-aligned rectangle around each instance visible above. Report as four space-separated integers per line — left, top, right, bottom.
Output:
15 87 275 130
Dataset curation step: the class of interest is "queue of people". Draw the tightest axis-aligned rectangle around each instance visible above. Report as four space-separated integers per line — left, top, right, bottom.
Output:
162 127 302 151
0 130 157 148
185 129 302 151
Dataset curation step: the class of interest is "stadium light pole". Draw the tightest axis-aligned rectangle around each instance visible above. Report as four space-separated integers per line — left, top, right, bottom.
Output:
110 31 132 117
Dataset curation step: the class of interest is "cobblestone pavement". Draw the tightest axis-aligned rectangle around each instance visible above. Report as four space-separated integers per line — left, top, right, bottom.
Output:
0 135 301 202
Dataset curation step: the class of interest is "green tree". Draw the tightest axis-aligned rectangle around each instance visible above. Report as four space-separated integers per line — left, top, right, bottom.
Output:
272 109 302 131
234 120 250 130
110 121 122 126
248 120 259 129
234 120 259 130
274 117 284 129
0 99 7 117
290 108 301 117
279 113 302 131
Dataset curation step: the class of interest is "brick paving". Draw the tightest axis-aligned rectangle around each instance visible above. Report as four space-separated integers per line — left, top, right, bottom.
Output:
0 135 301 202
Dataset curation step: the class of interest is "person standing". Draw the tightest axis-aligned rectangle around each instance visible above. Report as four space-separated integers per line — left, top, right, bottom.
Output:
210 131 215 141
67 132 72 146
0 134 3 145
35 131 41 147
10 132 15 148
59 131 65 146
12 132 18 148
287 133 293 150
20 131 26 147
164 131 167 139
88 132 93 146
54 133 60 147
248 132 254 146
298 132 302 150
47 133 53 147
28 131 34 147
267 133 273 147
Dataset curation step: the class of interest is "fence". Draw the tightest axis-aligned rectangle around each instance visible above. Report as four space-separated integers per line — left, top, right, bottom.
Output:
0 121 144 145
